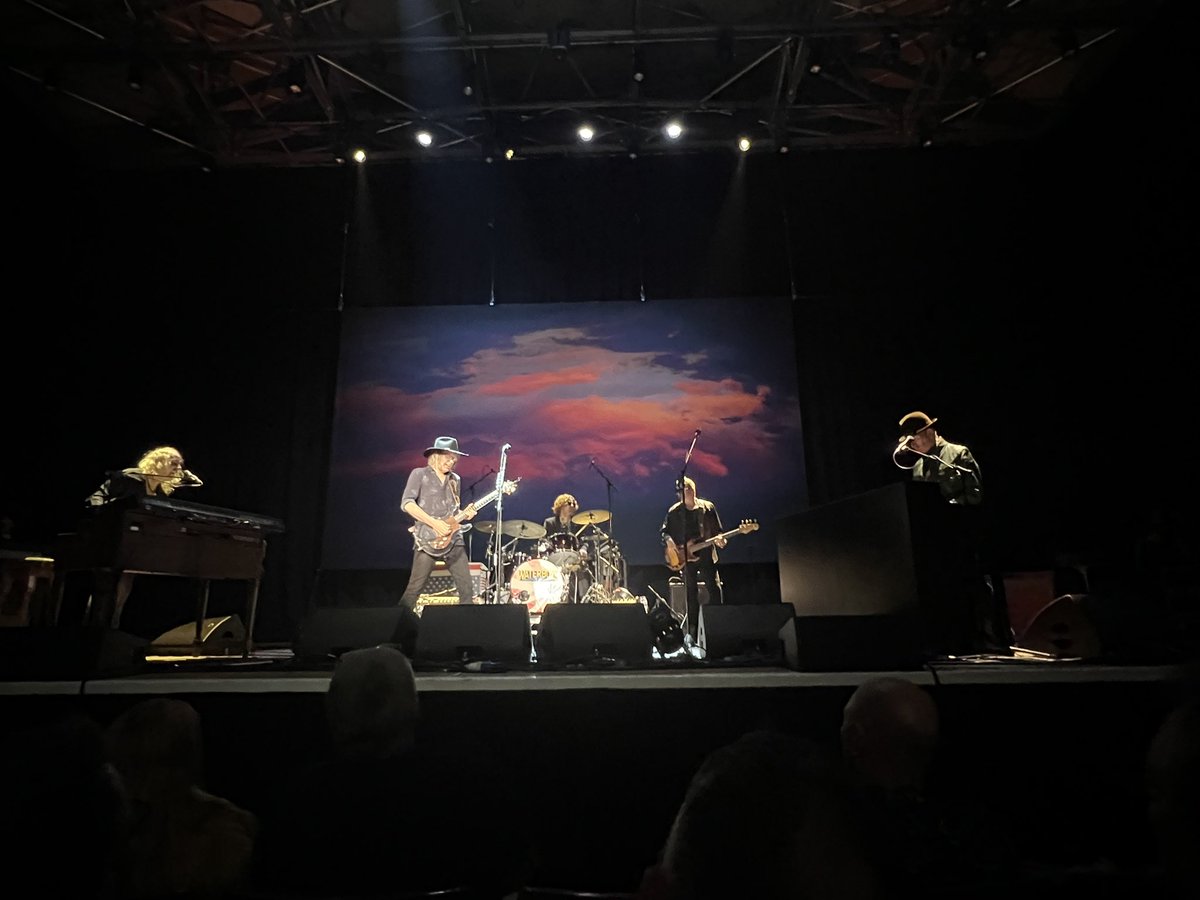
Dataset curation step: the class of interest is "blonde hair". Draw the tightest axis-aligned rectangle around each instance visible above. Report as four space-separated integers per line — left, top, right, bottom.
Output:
682 477 696 492
137 446 184 495
552 493 578 515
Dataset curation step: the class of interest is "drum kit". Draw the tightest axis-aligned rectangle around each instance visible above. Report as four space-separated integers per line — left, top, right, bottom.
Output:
473 508 626 615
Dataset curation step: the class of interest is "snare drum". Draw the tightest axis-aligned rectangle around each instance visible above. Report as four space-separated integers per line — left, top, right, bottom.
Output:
541 532 583 572
509 557 566 615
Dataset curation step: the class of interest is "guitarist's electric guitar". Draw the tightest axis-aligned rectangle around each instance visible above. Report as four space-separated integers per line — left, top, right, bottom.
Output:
410 477 520 556
665 519 759 571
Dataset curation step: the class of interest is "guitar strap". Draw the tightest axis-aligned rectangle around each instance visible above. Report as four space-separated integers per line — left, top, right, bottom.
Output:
448 473 460 509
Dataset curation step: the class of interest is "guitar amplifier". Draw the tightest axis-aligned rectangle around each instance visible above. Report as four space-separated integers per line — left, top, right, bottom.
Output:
420 561 487 602
668 578 711 621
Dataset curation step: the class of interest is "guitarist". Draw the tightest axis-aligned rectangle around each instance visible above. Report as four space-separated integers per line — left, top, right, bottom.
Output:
398 436 479 610
660 476 726 642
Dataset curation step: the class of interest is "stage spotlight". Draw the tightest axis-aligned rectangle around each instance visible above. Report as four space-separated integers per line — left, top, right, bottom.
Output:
737 137 751 153
504 147 515 160
416 130 433 147
664 120 683 140
351 148 367 164
578 124 595 143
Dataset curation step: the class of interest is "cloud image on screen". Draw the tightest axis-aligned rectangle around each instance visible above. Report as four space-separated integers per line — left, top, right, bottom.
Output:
320 298 807 571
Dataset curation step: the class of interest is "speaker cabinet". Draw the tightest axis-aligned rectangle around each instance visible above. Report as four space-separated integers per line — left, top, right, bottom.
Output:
779 614 928 672
414 604 531 667
0 626 147 680
697 603 795 663
422 562 488 600
293 606 419 662
777 482 979 657
1015 594 1102 659
149 614 246 654
668 579 710 621
536 604 653 666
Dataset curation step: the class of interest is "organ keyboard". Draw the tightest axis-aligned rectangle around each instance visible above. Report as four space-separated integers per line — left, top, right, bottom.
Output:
50 496 285 657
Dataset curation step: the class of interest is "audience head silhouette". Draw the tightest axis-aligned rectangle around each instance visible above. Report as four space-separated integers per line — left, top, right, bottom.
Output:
1145 691 1200 894
104 697 258 900
841 677 939 795
106 697 205 802
650 729 878 900
325 645 420 760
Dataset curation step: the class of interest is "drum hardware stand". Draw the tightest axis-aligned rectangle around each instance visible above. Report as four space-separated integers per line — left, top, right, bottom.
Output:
587 456 618 573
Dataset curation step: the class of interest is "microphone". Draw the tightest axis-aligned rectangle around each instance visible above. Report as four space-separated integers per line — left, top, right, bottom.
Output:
590 457 596 465
179 469 204 486
694 429 702 436
501 443 512 452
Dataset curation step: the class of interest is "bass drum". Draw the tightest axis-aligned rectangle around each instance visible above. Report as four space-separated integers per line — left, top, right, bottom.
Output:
540 532 583 572
509 557 566 615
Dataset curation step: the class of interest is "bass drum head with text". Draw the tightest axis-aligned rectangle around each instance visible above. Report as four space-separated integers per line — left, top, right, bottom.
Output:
510 557 565 615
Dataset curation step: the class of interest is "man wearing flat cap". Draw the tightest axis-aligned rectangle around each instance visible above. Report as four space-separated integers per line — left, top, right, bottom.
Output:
398 437 478 610
895 412 982 506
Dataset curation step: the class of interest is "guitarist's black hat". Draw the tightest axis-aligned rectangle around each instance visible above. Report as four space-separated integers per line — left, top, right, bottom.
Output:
424 436 468 457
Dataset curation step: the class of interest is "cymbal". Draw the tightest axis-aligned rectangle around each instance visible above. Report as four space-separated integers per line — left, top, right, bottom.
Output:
473 521 499 535
571 508 611 525
502 520 546 539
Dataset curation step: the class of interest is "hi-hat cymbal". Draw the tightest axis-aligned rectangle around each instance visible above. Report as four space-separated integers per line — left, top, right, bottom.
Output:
473 521 499 534
571 508 611 525
502 519 546 539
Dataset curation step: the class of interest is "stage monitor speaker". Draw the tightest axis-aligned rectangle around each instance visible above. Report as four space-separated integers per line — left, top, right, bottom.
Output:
779 614 928 672
148 615 246 654
697 603 795 663
536 604 653 666
1015 594 1102 660
293 606 419 663
0 626 147 681
414 604 531 668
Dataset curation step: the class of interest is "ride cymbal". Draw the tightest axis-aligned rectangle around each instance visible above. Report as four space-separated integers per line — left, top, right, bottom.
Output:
503 520 547 539
571 509 611 525
473 521 499 534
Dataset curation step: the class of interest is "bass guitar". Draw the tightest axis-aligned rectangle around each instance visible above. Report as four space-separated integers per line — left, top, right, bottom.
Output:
410 477 520 556
665 519 758 571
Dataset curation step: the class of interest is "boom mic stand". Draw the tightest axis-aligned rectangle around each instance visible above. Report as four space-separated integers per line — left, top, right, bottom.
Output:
465 467 495 563
491 444 512 604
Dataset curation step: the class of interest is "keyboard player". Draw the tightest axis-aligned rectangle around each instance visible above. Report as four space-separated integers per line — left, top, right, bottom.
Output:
87 445 201 506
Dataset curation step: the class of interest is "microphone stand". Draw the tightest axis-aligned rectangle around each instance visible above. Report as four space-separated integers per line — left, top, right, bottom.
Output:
465 467 496 562
675 430 701 643
492 444 512 605
588 458 618 590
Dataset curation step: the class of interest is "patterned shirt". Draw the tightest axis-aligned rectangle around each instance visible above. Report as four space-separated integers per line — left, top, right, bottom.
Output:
401 465 464 548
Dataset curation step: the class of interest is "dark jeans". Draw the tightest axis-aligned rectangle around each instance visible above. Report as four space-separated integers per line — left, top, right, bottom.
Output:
682 556 723 640
400 544 474 609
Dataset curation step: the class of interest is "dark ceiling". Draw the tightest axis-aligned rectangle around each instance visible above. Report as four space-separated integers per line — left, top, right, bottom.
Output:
0 0 1170 169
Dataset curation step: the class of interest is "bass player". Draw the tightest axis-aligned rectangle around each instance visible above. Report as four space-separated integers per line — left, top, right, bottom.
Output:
398 436 479 610
660 476 726 641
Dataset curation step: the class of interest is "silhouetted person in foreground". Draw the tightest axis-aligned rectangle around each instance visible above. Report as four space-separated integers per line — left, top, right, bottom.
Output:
635 729 879 900
105 698 258 900
840 677 1016 899
256 645 527 897
2 710 129 898
1144 682 1200 897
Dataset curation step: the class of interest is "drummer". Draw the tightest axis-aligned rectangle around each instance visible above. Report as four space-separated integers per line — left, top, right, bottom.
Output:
541 493 592 601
